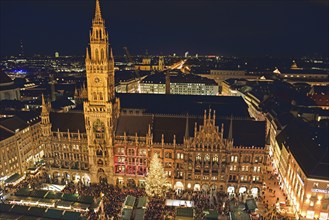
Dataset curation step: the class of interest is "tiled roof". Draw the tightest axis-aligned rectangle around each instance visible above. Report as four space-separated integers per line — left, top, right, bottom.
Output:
276 118 329 180
50 112 85 132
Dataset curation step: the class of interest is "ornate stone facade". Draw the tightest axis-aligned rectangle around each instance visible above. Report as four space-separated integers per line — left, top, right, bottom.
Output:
41 0 268 195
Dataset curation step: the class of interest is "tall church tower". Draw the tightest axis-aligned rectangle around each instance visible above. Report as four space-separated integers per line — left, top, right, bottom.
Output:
84 0 120 184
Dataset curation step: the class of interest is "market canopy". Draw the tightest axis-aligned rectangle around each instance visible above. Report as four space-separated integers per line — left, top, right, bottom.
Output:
137 197 147 208
175 207 194 220
15 187 31 197
245 198 257 211
11 205 30 215
229 211 251 220
30 190 48 198
62 193 79 202
61 211 81 220
5 173 21 183
204 210 218 220
0 203 13 212
134 209 145 220
123 195 136 208
27 206 47 217
77 195 94 204
122 208 133 220
43 209 64 219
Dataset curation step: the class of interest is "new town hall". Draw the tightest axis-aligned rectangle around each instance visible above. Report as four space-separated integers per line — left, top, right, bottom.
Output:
39 0 268 195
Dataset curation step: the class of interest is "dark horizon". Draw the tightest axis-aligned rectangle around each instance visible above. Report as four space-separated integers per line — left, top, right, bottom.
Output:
0 0 328 58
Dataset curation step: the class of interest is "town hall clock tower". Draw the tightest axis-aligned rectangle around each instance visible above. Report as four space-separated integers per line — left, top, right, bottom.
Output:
84 0 120 183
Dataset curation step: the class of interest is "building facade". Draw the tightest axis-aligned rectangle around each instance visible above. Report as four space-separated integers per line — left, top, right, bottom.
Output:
139 72 219 96
0 71 20 101
40 0 268 196
0 112 43 186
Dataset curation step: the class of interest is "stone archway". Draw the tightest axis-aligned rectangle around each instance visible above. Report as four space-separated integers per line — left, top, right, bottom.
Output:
251 187 259 197
194 184 201 191
227 186 235 194
239 186 247 194
202 184 209 191
127 179 136 188
97 168 107 184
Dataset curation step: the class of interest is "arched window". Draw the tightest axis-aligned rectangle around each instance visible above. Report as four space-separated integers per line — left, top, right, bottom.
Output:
196 154 201 161
101 49 105 60
95 49 99 60
96 30 99 39
99 30 102 39
93 92 97 100
99 92 103 100
96 149 103 156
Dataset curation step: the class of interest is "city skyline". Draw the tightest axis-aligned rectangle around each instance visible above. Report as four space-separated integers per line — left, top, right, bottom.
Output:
0 0 328 58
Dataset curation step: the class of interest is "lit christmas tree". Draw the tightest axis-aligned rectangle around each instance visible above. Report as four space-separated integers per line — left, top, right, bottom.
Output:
145 153 168 197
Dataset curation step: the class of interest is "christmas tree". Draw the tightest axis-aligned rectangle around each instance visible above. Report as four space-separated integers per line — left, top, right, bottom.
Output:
145 153 168 197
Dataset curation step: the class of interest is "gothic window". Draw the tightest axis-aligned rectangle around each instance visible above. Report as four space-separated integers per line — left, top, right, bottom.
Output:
99 92 103 100
128 149 135 156
96 149 103 156
97 159 103 166
93 92 97 100
205 154 210 161
196 154 201 161
95 49 99 60
99 30 102 39
101 49 105 60
165 152 172 158
176 153 184 159
96 30 99 39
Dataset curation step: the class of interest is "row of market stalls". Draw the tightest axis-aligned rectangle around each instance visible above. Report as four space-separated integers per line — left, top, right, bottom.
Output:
3 173 25 187
6 187 101 213
0 203 85 220
228 198 258 220
120 195 147 220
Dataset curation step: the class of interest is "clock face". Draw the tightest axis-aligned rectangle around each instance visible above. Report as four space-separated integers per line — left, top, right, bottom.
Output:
94 77 100 83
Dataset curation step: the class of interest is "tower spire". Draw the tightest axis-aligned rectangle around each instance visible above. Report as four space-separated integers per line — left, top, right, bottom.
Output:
94 0 103 22
41 93 48 114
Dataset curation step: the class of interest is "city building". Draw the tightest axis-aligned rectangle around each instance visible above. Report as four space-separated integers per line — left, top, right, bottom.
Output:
274 118 329 220
0 71 20 100
273 61 329 86
135 56 165 71
139 72 219 95
38 0 268 196
0 110 43 187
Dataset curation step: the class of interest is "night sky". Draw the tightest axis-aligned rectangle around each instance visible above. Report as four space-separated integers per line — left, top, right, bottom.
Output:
0 0 328 57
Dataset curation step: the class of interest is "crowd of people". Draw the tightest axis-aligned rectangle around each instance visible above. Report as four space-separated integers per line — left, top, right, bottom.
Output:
4 169 285 220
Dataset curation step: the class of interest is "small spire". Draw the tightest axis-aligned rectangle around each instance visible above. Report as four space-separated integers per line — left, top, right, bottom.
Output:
86 47 90 60
148 124 151 136
41 93 48 114
109 47 114 59
41 93 46 106
94 0 102 21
